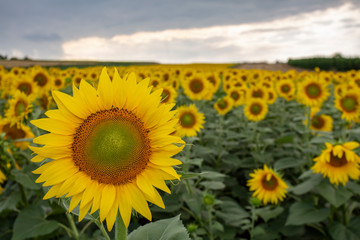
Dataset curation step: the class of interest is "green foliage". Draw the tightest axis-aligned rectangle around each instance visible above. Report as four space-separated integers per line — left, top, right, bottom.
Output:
288 56 360 71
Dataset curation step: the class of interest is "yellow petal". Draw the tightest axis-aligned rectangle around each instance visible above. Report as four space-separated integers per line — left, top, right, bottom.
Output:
52 90 88 119
31 118 74 135
118 185 132 228
126 183 152 221
100 184 116 221
98 67 114 109
69 193 83 212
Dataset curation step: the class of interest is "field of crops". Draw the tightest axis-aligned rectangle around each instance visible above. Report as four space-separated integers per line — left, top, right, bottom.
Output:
1 64 360 240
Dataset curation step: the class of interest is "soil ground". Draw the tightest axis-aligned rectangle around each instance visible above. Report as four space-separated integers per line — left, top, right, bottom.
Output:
0 60 310 72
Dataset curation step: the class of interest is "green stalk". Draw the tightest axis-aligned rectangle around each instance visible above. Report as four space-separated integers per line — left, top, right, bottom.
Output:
207 207 214 240
115 215 127 240
65 212 79 240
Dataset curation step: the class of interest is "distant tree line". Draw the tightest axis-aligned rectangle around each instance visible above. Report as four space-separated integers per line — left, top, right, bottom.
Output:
287 54 360 71
0 54 31 60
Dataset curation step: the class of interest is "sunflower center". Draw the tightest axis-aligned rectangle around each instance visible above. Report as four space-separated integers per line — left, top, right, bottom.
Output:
329 152 347 167
311 116 325 129
252 90 263 98
207 76 216 86
218 99 228 109
305 83 321 98
18 83 32 95
231 92 239 101
55 79 62 86
180 112 196 128
261 174 278 190
72 108 151 185
341 96 357 112
250 103 262 115
281 84 290 93
3 124 26 139
161 89 170 103
189 79 204 93
34 73 48 86
15 100 26 116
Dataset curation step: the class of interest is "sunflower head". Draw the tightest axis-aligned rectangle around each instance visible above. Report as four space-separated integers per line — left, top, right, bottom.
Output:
247 165 288 205
214 96 234 115
335 90 360 122
30 68 184 231
176 104 205 137
312 142 360 185
244 99 268 122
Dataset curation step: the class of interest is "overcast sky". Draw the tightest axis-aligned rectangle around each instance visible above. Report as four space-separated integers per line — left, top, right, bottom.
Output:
1 0 359 63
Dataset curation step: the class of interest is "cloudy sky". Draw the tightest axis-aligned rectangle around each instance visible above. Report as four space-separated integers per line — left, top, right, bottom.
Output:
1 0 359 63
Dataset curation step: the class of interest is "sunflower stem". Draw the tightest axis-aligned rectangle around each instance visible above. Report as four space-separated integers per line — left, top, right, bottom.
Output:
96 221 111 240
65 212 79 240
115 215 127 240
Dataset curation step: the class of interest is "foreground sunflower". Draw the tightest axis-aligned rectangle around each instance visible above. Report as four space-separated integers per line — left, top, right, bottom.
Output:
247 165 288 205
176 104 205 137
297 77 329 107
335 90 360 122
311 142 360 185
30 68 184 231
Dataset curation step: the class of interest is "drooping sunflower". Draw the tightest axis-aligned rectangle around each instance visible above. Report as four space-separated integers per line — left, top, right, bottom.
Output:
312 142 360 185
297 77 330 107
214 96 234 115
0 118 35 150
5 91 33 127
244 99 268 122
30 68 184 231
335 90 360 122
247 165 288 205
310 114 333 132
175 104 205 138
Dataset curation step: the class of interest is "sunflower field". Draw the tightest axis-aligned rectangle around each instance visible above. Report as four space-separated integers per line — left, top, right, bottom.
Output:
1 64 360 240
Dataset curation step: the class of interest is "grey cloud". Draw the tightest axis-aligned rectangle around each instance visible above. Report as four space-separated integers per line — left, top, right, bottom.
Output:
23 33 62 42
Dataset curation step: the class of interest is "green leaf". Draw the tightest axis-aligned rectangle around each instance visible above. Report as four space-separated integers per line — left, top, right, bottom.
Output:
256 206 284 222
317 181 353 208
216 198 249 227
290 173 322 195
11 204 59 240
328 222 360 240
11 169 42 190
0 190 22 213
200 171 227 179
200 181 225 190
128 215 190 240
274 157 306 171
285 202 330 226
275 135 294 145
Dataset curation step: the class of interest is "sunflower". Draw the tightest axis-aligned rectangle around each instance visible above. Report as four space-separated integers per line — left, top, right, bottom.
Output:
214 96 234 115
0 118 35 150
227 87 245 106
276 79 295 101
182 74 209 101
335 90 360 122
5 91 33 127
297 77 330 106
309 114 333 132
30 68 184 231
312 142 360 185
247 165 288 205
249 85 267 100
160 85 177 104
52 76 66 90
13 77 38 97
175 104 205 138
266 88 277 105
0 169 5 194
244 99 268 121
30 68 52 93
